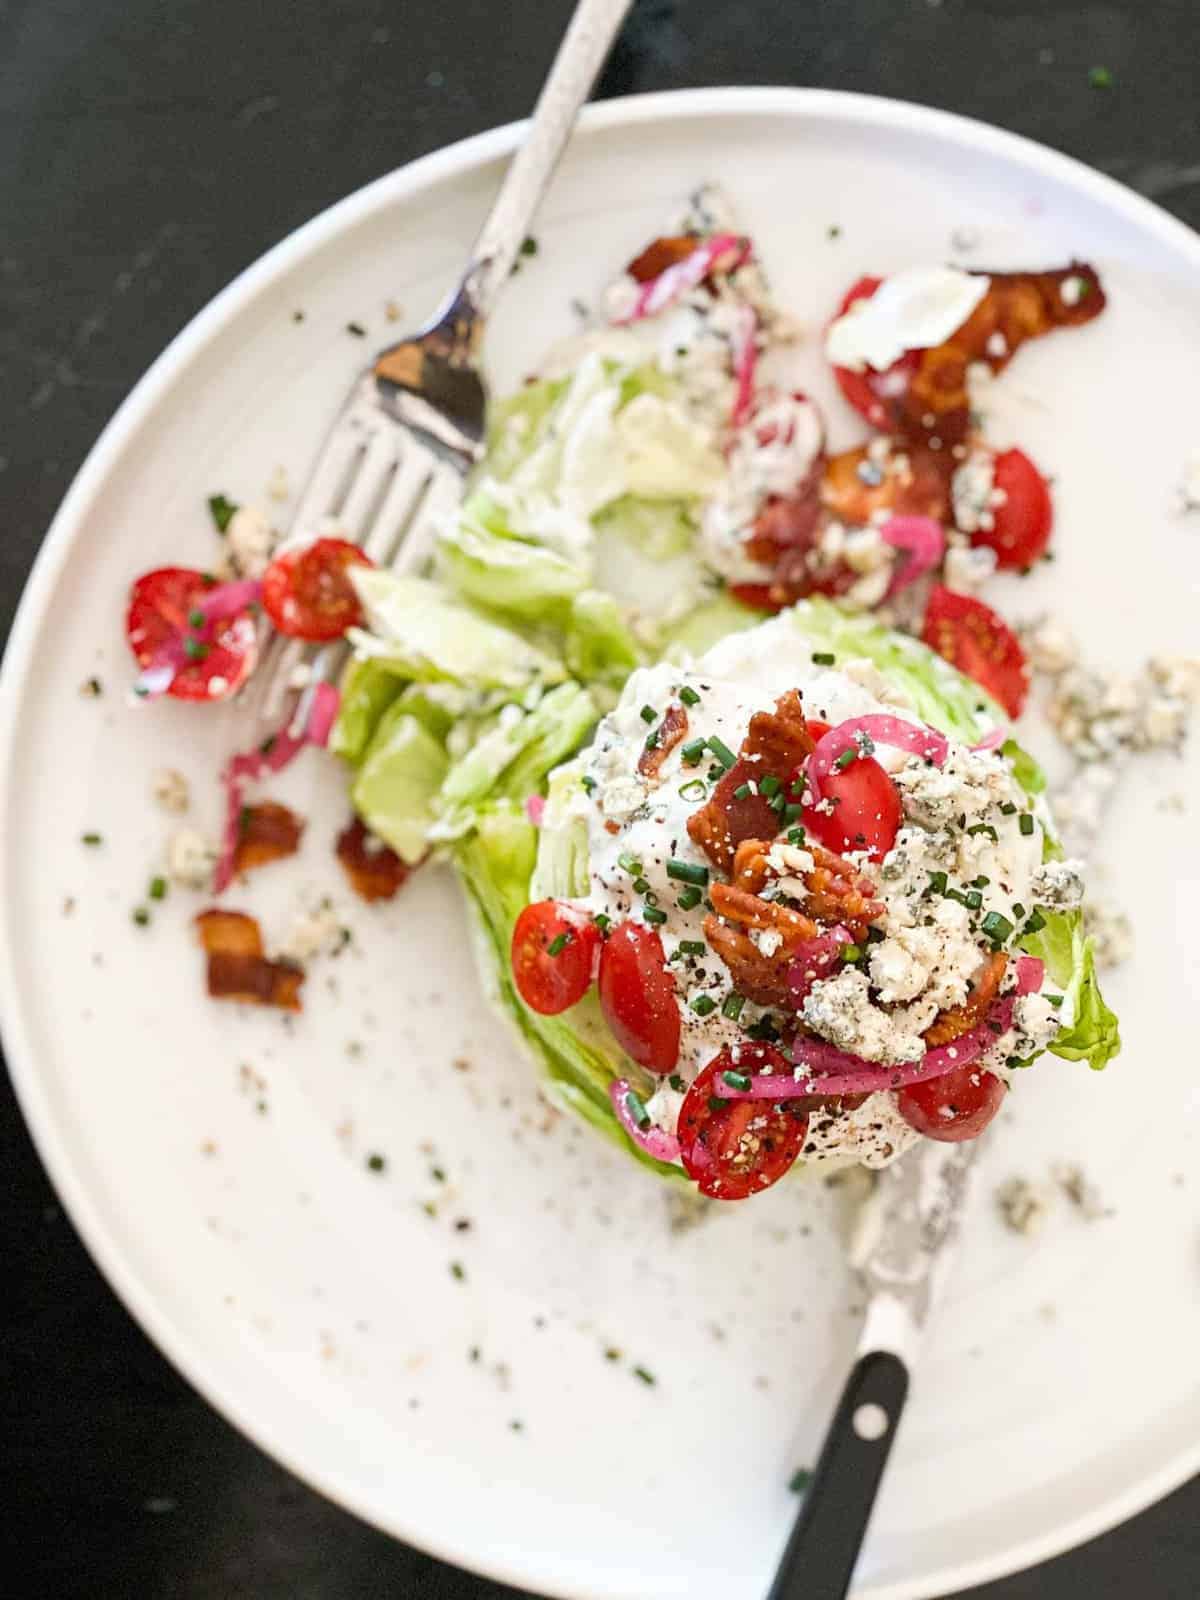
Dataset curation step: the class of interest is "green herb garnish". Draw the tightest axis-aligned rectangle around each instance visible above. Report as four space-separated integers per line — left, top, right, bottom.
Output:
690 995 717 1016
207 493 238 533
666 859 709 887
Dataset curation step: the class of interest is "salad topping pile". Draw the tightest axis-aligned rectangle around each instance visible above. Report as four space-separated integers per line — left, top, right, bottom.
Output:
119 185 1141 1201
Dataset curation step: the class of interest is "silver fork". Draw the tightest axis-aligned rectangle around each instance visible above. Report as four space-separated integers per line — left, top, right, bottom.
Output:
247 0 634 736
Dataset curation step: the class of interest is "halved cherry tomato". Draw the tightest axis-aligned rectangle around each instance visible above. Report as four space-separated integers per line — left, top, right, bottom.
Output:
896 1064 1005 1142
511 900 600 1016
125 567 257 701
967 447 1053 571
798 718 902 863
829 277 921 432
597 921 680 1074
921 584 1029 718
677 1045 809 1200
261 537 373 641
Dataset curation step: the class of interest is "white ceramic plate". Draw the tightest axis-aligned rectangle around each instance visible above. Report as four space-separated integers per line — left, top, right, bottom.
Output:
3 89 1199 1600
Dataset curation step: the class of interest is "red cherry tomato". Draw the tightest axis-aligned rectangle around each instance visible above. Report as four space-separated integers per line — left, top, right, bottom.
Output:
677 1046 809 1200
829 277 921 432
921 584 1029 718
798 719 902 863
125 567 257 701
261 537 373 641
967 447 1053 571
597 921 680 1074
510 901 600 1016
896 1063 1005 1142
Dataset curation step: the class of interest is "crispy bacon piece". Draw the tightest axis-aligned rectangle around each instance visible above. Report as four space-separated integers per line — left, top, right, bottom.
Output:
637 702 689 781
887 265 1106 446
728 837 883 941
704 884 818 1008
626 234 700 282
195 908 304 1011
743 474 825 574
335 816 415 903
924 951 1008 1047
231 801 304 877
821 442 952 528
686 691 815 872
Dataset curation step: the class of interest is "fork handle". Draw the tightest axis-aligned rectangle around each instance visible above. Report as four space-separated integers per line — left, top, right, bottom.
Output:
460 0 634 319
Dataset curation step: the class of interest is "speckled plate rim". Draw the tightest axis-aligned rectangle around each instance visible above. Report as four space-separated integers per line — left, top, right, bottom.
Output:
2 86 1198 1600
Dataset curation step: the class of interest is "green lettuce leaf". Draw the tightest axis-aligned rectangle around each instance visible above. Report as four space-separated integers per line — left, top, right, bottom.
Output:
351 706 449 864
436 491 588 621
1020 914 1121 1071
529 758 591 901
330 658 404 767
439 682 597 819
593 495 696 561
658 591 761 660
348 569 565 692
563 590 643 693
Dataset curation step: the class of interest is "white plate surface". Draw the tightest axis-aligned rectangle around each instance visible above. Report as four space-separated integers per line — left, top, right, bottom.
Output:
2 89 1199 1600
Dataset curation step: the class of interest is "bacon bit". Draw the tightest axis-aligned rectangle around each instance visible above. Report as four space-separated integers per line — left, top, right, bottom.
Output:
731 838 771 893
705 884 817 1008
335 816 414 903
637 702 689 781
821 442 952 528
687 691 815 872
194 908 305 1011
801 843 885 939
890 264 1106 445
924 950 1008 1047
626 234 700 282
231 802 305 877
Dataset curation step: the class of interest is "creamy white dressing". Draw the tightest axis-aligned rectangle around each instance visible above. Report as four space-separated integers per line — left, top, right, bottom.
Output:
568 614 1057 1170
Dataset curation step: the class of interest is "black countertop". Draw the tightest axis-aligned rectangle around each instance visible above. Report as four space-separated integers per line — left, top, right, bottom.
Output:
3 1 1199 1594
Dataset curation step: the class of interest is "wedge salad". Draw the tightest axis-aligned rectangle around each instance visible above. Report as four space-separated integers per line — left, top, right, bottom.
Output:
123 185 1126 1199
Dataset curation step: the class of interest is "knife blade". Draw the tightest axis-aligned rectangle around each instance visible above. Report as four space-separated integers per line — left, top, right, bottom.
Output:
767 1138 984 1600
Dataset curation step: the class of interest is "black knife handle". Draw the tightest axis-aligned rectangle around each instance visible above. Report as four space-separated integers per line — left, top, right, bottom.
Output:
767 1350 910 1600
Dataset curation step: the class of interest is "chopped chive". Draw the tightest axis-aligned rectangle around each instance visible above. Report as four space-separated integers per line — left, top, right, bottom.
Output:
1024 909 1047 934
722 1069 751 1091
964 889 983 911
187 607 206 629
744 1014 780 1042
706 735 737 770
1012 902 1026 919
1000 802 1017 816
768 792 786 813
581 775 597 795
669 1074 686 1092
643 890 659 908
148 876 167 901
972 876 990 888
783 802 804 823
632 876 651 894
622 1089 651 1129
678 778 707 802
681 737 707 766
811 651 835 666
789 1467 813 1494
834 748 858 770
546 931 571 957
690 995 717 1016
81 832 102 847
184 636 210 662
733 782 752 800
618 852 643 875
633 1365 656 1387
981 910 1014 944
666 859 709 887
1088 64 1113 88
927 870 948 896
643 730 659 752
678 938 706 956
132 906 151 927
722 991 747 1020
450 1261 466 1281
346 320 367 337
760 774 782 798
1019 813 1035 836
866 925 885 943
787 827 806 846
207 493 238 533
366 1152 386 1173
707 764 724 783
1046 993 1063 1008
707 1096 725 1112
679 685 701 707
967 823 998 841
676 885 703 911
640 704 657 724
642 906 667 926
593 912 611 934
841 943 863 962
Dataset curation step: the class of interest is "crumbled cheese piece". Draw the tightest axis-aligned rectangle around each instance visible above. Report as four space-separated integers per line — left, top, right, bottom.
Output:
152 768 189 815
893 746 1015 830
1083 894 1134 969
1060 275 1088 307
224 505 277 579
279 899 344 963
985 330 1008 359
167 829 217 889
942 541 997 593
754 928 784 957
841 656 914 708
1012 993 1061 1055
1021 614 1078 676
996 1176 1051 1235
951 449 1000 534
802 967 930 1065
1052 1162 1110 1220
1030 859 1085 912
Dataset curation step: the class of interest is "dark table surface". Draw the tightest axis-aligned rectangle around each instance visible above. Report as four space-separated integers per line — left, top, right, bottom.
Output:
3 0 1199 1595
